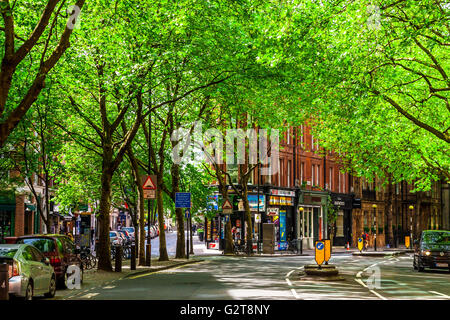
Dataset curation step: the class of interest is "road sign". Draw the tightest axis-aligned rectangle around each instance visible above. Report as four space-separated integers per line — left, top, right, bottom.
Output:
222 199 233 214
357 238 364 252
405 236 410 249
255 213 261 223
324 239 331 262
143 175 157 190
175 192 191 208
185 208 190 219
142 175 157 199
315 240 325 266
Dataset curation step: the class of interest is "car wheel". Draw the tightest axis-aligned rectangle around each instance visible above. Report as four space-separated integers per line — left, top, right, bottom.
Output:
44 275 56 298
24 281 33 301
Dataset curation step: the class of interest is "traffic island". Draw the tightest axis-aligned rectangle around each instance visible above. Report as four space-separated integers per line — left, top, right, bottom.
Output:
352 251 406 257
299 264 345 281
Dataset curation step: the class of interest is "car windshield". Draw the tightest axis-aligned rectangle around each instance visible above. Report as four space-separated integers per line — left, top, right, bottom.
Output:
17 238 55 253
109 232 116 237
0 248 17 258
123 228 134 233
422 231 450 245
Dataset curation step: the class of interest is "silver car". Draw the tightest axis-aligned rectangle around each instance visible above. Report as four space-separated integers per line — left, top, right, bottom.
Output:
0 244 56 300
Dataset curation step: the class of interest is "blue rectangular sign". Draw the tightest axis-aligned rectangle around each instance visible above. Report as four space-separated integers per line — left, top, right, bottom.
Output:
176 192 191 208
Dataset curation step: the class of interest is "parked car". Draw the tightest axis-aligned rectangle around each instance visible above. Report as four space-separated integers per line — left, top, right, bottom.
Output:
414 230 450 272
122 227 135 241
15 234 83 288
0 243 56 300
110 231 123 246
117 230 131 245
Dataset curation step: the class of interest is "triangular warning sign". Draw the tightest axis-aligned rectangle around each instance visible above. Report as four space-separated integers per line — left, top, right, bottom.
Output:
222 199 233 210
143 176 156 190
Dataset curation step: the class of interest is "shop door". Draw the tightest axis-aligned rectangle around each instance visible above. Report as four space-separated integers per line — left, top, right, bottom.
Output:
262 223 274 254
313 207 320 242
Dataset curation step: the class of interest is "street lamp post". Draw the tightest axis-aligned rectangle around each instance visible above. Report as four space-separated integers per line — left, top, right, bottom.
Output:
372 204 377 251
299 207 304 255
409 205 414 248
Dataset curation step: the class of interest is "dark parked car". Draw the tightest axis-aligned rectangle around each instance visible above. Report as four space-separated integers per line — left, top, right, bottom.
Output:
15 234 83 287
414 230 450 272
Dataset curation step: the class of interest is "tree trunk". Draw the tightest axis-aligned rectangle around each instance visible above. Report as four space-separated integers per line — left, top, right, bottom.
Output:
242 185 253 255
386 176 394 247
175 207 185 258
224 219 233 254
171 163 185 259
156 186 169 261
97 166 113 271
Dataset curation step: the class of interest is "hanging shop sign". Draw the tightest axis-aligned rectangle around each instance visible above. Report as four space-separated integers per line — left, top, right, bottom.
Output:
267 208 279 216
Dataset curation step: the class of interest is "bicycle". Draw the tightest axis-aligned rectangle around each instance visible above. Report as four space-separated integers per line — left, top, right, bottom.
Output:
80 247 97 270
233 240 248 255
286 239 300 254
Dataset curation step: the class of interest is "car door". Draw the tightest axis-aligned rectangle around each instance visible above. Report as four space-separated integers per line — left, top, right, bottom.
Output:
29 246 51 293
22 246 44 293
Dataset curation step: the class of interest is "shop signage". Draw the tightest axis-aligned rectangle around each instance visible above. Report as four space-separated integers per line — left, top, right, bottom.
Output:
269 196 294 206
248 195 265 211
333 201 345 206
267 208 279 216
353 198 361 209
270 189 295 197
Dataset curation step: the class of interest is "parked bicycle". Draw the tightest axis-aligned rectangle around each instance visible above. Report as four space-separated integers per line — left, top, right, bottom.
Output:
286 239 300 254
80 247 97 270
111 244 132 261
233 240 248 255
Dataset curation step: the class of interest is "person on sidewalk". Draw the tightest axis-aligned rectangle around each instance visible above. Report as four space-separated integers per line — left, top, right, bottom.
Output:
362 232 369 250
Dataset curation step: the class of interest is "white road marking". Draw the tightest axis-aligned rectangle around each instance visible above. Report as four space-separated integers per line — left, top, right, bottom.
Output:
103 285 116 289
79 293 99 299
370 289 388 300
429 291 450 299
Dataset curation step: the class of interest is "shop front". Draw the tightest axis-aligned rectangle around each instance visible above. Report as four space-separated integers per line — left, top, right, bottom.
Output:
330 193 353 246
297 191 329 250
266 189 296 251
0 191 15 243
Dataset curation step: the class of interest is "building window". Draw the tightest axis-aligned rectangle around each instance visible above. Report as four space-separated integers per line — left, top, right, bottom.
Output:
300 162 305 183
317 165 320 187
287 160 291 187
312 164 315 186
287 128 290 145
300 125 304 147
278 159 281 186
329 167 333 191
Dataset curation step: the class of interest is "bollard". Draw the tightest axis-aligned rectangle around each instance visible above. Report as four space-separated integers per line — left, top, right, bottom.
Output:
114 245 122 272
0 263 9 300
145 244 151 266
130 245 136 270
